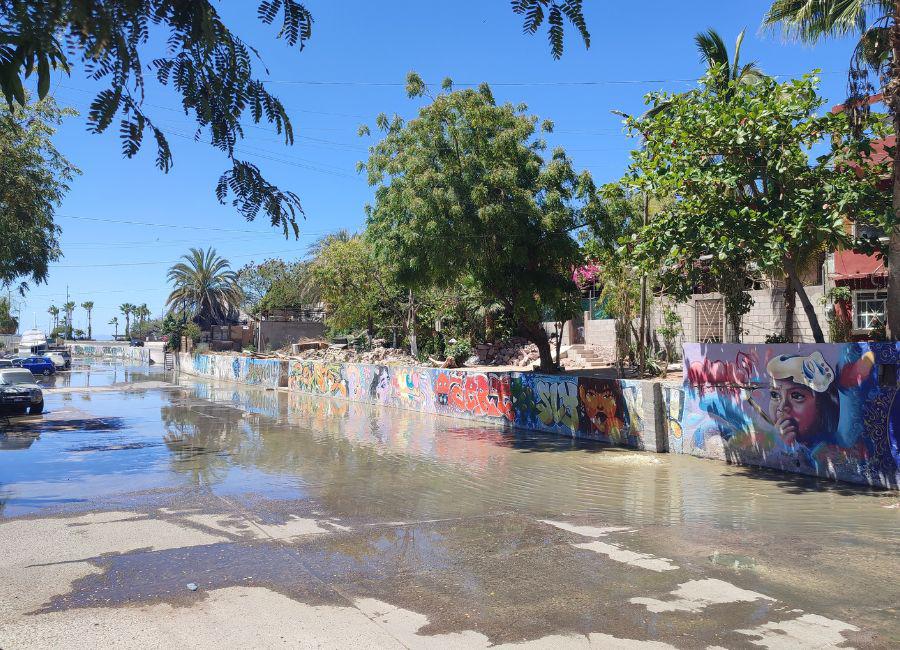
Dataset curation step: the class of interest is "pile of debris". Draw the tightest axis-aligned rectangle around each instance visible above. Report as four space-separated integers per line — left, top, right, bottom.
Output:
472 337 540 368
291 344 419 366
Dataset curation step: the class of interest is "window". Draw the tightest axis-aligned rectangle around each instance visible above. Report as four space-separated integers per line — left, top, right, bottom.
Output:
853 290 887 330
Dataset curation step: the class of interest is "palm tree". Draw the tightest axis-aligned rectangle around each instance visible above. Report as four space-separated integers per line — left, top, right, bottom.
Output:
62 301 76 340
765 0 899 338
81 301 94 340
167 248 243 327
109 316 119 339
695 29 764 93
119 303 134 339
47 305 59 332
134 303 151 336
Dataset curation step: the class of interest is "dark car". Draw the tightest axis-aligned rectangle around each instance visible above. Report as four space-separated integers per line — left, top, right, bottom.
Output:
0 368 44 415
13 356 55 376
130 339 144 347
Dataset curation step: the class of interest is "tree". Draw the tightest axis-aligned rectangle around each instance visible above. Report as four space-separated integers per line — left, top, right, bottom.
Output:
0 296 17 333
80 301 93 339
62 300 75 339
310 233 406 340
47 304 58 331
119 303 134 339
765 0 899 339
695 28 764 92
363 74 595 371
626 71 891 343
237 257 321 316
166 248 243 328
1 2 588 236
0 96 78 292
133 303 151 336
108 316 119 339
511 0 591 58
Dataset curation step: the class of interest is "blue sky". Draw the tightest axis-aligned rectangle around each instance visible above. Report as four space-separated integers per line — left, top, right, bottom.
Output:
14 0 862 337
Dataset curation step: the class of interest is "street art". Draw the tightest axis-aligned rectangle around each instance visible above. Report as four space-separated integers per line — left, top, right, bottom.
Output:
391 366 434 412
577 377 632 445
666 343 900 487
510 374 579 434
71 344 149 363
434 371 514 422
186 354 282 389
287 360 346 397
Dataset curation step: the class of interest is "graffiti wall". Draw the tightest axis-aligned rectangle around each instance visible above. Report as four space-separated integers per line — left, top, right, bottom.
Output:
284 359 652 449
664 343 900 488
71 344 149 364
181 353 284 389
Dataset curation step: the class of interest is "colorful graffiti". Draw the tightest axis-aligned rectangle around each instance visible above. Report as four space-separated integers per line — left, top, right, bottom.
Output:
184 353 282 389
665 343 900 488
71 344 149 363
434 371 514 422
288 360 346 397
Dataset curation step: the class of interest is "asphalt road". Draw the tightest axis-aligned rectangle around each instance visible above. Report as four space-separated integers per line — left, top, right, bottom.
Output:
1 360 898 648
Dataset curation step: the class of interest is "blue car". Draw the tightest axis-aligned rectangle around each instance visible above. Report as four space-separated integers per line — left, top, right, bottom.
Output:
14 356 55 376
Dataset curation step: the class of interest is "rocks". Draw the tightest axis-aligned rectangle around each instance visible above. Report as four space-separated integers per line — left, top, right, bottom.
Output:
292 345 419 366
472 337 540 368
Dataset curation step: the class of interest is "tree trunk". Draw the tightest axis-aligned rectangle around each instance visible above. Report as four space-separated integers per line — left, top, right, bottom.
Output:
407 289 418 357
521 321 555 373
785 260 825 343
87 312 92 340
783 277 796 342
554 320 564 366
889 2 900 340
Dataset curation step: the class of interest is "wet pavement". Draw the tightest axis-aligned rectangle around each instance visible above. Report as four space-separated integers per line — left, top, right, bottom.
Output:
1 360 898 648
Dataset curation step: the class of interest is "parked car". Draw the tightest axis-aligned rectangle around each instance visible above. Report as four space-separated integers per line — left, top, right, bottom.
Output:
46 352 66 371
130 338 144 347
13 356 55 376
0 368 44 415
0 359 13 369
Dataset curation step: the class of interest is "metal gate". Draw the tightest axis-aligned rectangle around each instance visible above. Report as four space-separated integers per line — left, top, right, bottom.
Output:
695 299 725 343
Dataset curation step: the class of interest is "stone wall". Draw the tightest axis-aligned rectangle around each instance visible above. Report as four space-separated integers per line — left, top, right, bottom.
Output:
662 342 900 489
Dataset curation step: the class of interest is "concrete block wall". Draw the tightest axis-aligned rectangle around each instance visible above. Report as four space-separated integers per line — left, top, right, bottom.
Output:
646 286 828 345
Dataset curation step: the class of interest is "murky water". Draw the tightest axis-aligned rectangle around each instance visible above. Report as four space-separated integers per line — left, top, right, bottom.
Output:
1 361 898 645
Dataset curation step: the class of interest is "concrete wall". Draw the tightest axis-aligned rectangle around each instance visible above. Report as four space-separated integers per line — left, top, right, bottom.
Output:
257 320 326 352
662 342 900 489
69 342 165 365
646 287 829 345
177 352 285 389
285 359 667 452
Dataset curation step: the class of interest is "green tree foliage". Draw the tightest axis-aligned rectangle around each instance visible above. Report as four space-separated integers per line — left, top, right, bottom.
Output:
0 296 17 333
62 299 74 339
362 74 595 371
237 257 322 316
118 302 134 338
765 0 899 339
0 96 78 292
310 234 406 339
511 0 590 59
80 300 93 339
108 315 118 338
0 2 588 237
166 248 242 328
625 71 892 342
0 0 308 234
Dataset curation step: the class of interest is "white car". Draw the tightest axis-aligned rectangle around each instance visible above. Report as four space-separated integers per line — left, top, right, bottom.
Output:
46 352 68 370
0 368 44 415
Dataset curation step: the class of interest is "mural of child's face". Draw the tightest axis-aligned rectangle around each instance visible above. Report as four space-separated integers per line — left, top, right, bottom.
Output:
768 379 818 445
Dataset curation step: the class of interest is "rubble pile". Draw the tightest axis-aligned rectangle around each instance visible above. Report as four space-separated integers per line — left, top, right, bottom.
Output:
292 345 419 366
473 337 540 368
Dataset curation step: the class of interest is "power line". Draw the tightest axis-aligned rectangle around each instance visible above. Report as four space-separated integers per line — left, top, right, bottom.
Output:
49 248 305 269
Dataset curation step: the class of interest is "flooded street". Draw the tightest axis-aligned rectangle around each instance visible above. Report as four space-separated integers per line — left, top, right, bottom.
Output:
1 360 898 648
